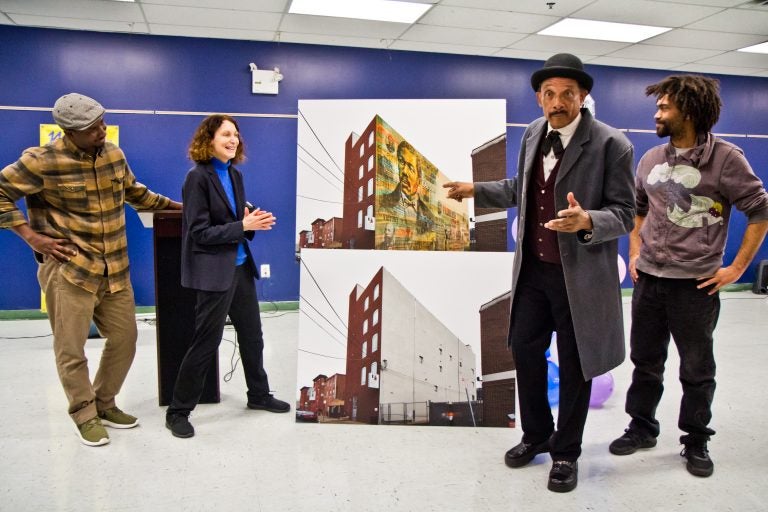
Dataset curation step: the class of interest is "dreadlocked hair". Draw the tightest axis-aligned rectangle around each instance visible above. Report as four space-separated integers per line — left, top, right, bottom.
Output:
645 75 722 134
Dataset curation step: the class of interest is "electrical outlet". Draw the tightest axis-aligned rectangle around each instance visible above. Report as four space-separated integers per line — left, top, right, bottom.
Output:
260 264 271 278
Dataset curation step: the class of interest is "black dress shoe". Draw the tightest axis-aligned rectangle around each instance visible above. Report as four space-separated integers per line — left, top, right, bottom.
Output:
247 395 291 413
504 439 550 468
166 413 194 438
548 460 578 492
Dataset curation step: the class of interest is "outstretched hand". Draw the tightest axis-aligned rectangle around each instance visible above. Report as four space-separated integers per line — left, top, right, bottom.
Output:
443 181 474 202
544 192 593 233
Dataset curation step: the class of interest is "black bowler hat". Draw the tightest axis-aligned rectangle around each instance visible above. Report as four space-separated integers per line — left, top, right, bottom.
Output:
530 53 594 92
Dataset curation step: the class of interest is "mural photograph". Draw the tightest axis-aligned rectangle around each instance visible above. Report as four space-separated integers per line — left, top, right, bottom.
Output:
295 99 506 252
371 116 470 251
294 100 513 427
295 248 515 428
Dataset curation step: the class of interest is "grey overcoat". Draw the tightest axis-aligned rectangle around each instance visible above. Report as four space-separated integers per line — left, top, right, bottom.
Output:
474 108 635 380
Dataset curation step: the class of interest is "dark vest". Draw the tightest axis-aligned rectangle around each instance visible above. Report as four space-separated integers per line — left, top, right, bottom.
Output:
525 150 563 265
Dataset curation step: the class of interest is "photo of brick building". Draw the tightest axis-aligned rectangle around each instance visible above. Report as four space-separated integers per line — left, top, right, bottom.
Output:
471 133 508 252
344 266 478 424
300 217 343 249
479 291 517 428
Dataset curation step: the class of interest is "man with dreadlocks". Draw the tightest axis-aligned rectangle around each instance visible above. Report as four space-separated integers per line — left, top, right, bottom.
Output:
609 75 768 477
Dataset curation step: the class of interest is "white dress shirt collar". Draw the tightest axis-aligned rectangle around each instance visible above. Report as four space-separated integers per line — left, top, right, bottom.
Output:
547 111 581 151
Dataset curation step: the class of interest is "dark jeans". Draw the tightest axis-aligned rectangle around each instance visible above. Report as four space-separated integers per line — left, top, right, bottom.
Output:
168 265 271 415
510 255 592 462
625 271 719 442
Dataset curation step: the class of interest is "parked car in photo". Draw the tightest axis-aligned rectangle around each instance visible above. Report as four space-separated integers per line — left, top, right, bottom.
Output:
296 409 319 423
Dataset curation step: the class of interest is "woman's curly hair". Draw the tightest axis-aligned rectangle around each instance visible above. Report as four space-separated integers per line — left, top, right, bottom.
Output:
188 114 246 164
646 75 722 134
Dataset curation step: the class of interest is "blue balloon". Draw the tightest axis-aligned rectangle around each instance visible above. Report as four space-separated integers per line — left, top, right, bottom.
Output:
547 360 560 407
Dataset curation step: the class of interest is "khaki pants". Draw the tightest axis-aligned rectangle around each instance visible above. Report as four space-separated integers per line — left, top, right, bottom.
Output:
38 258 138 426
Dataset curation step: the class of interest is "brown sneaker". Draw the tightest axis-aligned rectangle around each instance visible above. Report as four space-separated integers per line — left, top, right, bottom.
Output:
98 407 139 429
76 417 110 446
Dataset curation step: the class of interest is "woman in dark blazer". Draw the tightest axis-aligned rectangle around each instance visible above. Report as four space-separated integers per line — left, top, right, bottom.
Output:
165 115 289 438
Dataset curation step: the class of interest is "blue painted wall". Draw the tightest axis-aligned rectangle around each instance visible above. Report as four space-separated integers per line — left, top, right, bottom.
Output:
1 26 766 309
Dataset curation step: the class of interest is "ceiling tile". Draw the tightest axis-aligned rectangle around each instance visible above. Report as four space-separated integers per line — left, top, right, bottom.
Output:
279 14 409 39
696 51 768 68
738 1 768 10
642 28 766 51
509 34 630 55
675 63 767 76
149 23 276 41
686 9 768 35
665 0 749 6
279 32 392 50
388 40 499 57
141 0 288 11
142 4 282 31
493 48 570 61
572 0 721 26
439 0 593 15
401 23 525 47
420 5 558 33
588 55 682 70
0 0 144 21
1 0 766 79
608 44 723 63
7 13 148 33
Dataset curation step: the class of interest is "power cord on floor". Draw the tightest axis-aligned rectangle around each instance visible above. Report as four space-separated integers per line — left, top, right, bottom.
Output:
0 316 153 340
0 333 52 339
222 329 241 383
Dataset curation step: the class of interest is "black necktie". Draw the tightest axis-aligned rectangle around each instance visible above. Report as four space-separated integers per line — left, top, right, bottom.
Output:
541 130 564 159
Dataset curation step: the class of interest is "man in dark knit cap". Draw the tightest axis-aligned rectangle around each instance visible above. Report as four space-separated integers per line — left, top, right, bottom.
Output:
0 93 181 446
444 54 635 492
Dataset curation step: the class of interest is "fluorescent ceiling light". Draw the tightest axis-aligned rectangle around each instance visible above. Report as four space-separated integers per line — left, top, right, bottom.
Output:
538 18 671 43
737 42 768 54
289 0 431 24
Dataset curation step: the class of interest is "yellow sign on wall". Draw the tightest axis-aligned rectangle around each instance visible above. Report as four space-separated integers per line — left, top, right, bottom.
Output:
39 124 119 146
38 123 120 312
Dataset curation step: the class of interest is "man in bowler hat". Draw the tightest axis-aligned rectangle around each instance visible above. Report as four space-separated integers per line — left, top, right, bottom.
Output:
444 54 635 492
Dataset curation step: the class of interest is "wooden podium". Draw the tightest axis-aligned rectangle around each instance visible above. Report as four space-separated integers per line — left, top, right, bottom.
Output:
152 210 220 406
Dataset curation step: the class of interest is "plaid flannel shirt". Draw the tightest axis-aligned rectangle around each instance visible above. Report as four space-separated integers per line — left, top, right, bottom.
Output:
0 136 172 294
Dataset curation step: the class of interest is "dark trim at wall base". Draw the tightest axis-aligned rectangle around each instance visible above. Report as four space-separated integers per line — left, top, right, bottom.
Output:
0 310 49 320
0 301 300 321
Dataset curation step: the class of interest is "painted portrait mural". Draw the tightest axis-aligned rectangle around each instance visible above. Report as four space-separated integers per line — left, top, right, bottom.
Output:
336 115 470 251
296 100 503 253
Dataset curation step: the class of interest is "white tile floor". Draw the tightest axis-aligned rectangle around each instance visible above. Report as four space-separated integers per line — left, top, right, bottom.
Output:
0 292 766 512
